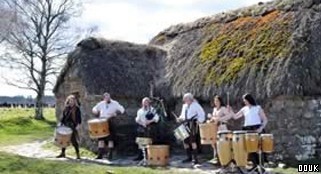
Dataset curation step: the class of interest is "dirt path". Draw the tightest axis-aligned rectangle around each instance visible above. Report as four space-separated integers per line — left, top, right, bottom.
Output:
0 140 274 174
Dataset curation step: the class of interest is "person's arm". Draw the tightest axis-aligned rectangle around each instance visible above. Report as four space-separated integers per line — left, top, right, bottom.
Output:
116 102 125 114
152 108 160 123
177 105 186 122
196 104 206 123
135 110 145 126
228 106 244 120
92 102 100 115
257 107 268 133
219 107 232 122
76 107 82 125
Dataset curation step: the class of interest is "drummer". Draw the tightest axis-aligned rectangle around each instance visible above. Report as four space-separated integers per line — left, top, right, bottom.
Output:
134 97 160 161
207 95 233 163
228 93 268 170
177 93 205 165
57 95 82 159
92 92 125 160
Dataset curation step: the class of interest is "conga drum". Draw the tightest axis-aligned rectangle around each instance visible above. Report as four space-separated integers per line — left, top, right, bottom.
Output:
87 118 110 139
173 124 190 141
199 122 218 144
245 133 259 152
147 145 170 166
136 137 152 149
261 134 274 153
217 130 233 166
54 126 73 148
232 131 247 167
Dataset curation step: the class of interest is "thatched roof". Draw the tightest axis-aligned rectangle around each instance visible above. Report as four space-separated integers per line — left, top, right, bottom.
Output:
150 0 321 101
53 37 167 98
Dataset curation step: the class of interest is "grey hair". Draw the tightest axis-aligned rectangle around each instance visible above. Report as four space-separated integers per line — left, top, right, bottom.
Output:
142 97 151 103
103 92 110 98
183 93 194 101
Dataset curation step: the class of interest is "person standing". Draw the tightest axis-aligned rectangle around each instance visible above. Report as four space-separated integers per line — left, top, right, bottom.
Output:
177 93 205 165
92 92 125 160
228 93 268 170
207 95 233 163
134 97 160 161
57 95 82 159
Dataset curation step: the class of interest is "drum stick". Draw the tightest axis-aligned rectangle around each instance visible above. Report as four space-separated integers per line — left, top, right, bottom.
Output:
227 91 230 106
171 111 179 119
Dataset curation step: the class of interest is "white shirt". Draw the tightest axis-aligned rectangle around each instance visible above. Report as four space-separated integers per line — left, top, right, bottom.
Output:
135 107 159 126
241 105 262 126
92 100 125 119
179 101 205 123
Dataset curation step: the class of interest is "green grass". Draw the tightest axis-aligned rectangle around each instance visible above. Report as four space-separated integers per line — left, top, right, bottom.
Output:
42 142 97 158
0 152 188 174
0 108 56 145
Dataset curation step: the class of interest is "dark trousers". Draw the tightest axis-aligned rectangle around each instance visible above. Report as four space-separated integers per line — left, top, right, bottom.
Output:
242 125 268 166
183 121 198 148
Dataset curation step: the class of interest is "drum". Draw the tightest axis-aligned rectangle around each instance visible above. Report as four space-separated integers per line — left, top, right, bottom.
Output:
147 145 170 166
217 130 233 166
54 126 73 148
173 124 190 141
199 122 218 144
136 137 152 149
88 118 110 139
232 131 247 167
261 134 274 153
245 133 259 153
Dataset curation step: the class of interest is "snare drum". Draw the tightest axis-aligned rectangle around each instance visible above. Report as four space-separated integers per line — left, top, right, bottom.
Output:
147 145 170 166
88 118 110 139
199 122 218 144
245 133 259 153
173 124 190 141
232 131 247 167
136 137 152 149
54 126 73 148
261 134 274 153
217 130 233 165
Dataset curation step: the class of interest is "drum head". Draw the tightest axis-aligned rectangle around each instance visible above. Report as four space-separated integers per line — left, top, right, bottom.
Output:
56 126 72 135
218 130 232 134
261 134 273 137
88 118 107 123
233 130 247 134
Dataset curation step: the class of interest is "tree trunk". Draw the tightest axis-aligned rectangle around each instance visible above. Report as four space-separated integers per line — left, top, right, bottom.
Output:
35 91 44 120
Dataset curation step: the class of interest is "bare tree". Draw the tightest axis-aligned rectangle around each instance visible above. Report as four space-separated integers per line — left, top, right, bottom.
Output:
0 0 85 120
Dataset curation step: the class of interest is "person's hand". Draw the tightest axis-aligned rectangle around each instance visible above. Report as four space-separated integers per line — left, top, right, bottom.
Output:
116 110 122 115
213 117 219 122
256 127 263 133
176 117 184 123
207 113 212 118
146 120 153 126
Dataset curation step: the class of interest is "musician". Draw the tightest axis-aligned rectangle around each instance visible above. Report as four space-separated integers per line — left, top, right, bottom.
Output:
207 95 233 163
177 93 205 165
228 93 268 170
57 95 81 159
92 92 125 160
134 97 160 161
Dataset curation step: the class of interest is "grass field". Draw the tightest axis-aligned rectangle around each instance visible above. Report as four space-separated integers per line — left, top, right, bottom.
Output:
0 108 56 145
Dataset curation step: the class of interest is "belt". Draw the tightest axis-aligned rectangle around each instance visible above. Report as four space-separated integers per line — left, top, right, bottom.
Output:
220 122 227 125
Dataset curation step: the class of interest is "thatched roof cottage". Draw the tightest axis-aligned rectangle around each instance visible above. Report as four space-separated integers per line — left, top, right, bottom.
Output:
54 0 321 161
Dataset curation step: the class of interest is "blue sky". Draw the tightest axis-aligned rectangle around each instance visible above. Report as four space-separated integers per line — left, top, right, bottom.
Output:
0 0 271 97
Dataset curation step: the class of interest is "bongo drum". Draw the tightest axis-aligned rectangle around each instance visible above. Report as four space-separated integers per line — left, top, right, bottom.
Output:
232 131 247 167
199 122 218 144
261 134 274 153
87 118 110 139
173 124 190 141
245 133 259 152
217 130 233 165
54 126 73 148
147 145 170 166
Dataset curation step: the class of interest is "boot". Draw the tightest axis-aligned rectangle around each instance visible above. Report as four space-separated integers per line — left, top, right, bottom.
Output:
75 146 80 159
95 148 104 159
182 148 192 163
192 149 199 165
133 150 144 161
56 148 66 158
107 148 113 160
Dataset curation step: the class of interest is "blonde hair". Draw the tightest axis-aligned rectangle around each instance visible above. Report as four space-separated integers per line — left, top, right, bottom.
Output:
141 97 151 106
65 95 78 107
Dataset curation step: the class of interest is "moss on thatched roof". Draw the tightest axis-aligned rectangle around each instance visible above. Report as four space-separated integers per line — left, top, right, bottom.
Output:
54 37 167 98
150 0 321 100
